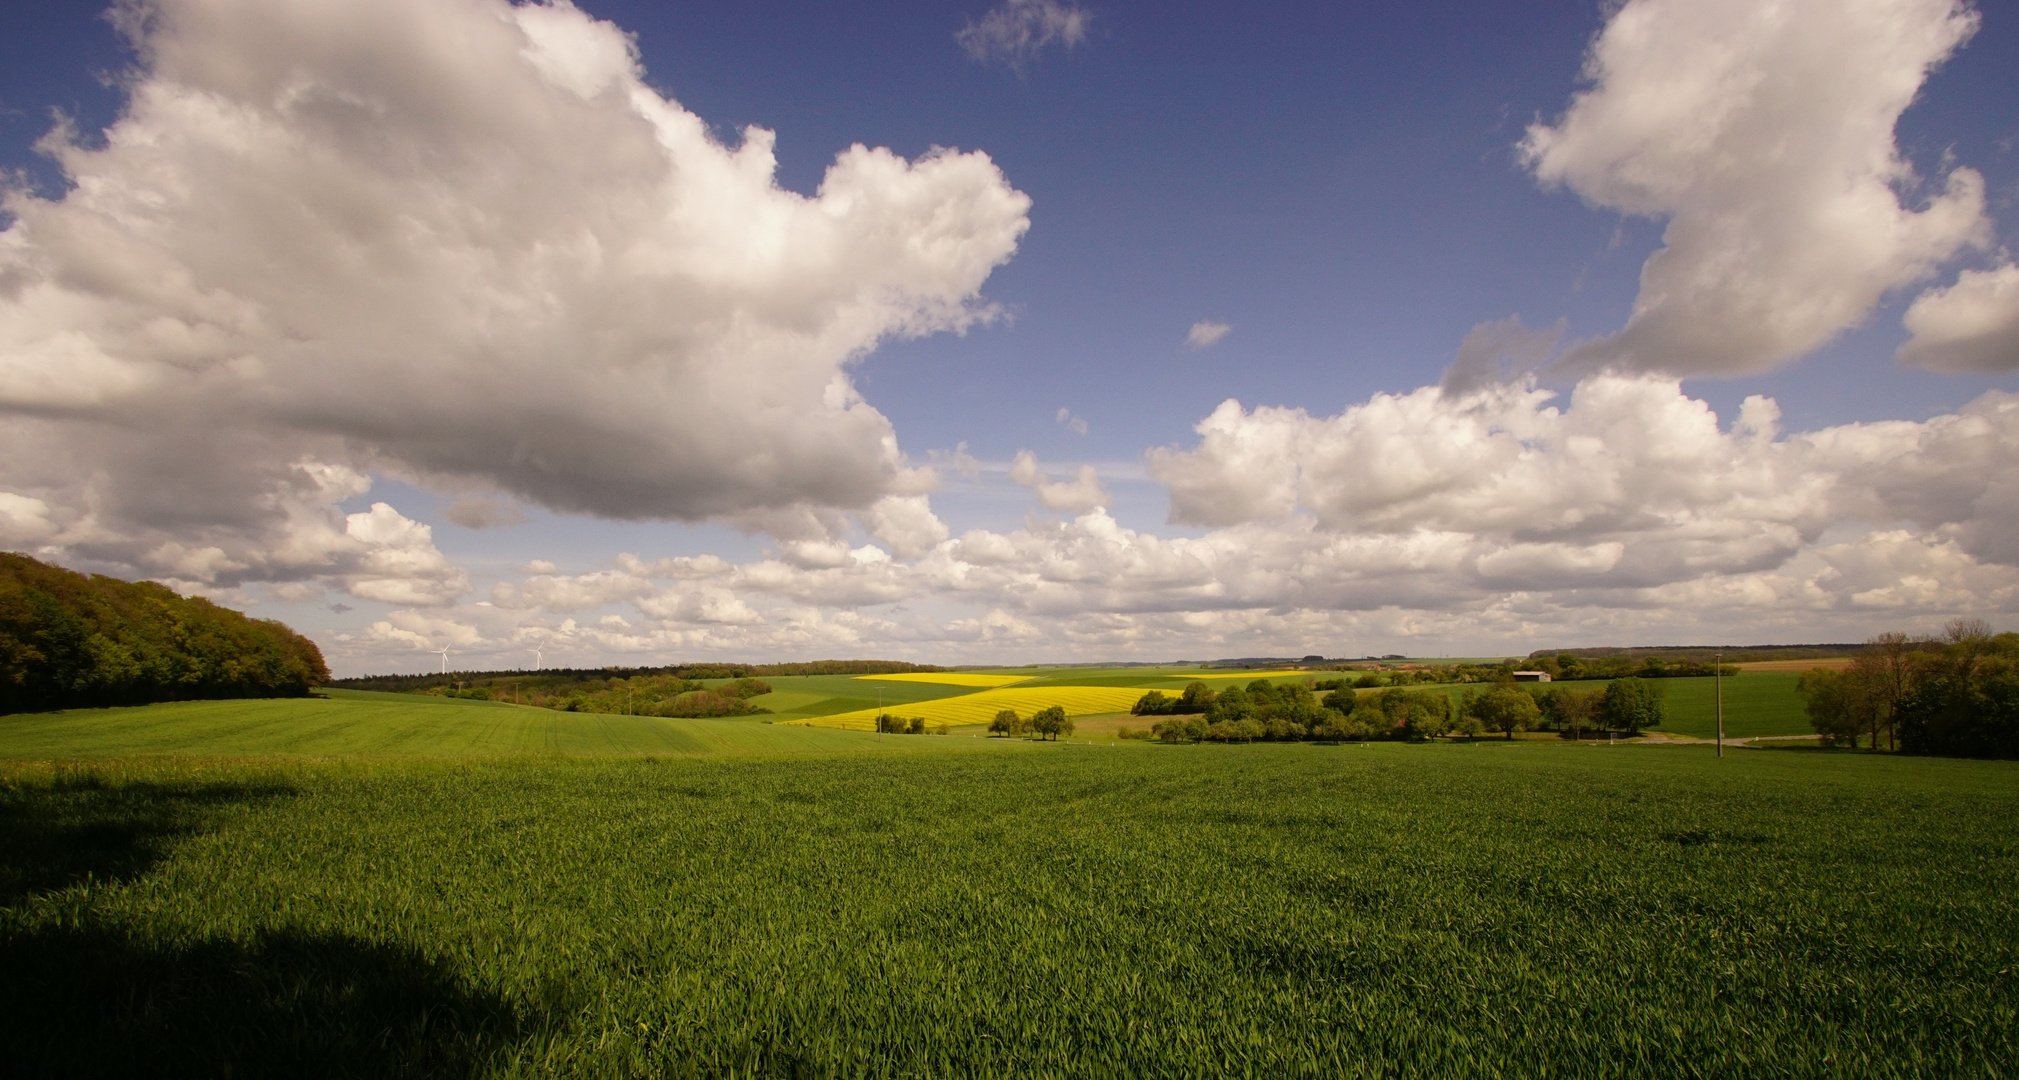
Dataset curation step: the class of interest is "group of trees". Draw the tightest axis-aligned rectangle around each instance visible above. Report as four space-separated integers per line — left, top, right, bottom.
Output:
1130 678 1663 742
0 553 329 714
435 673 774 717
1527 654 1736 681
1799 621 2018 758
988 706 1073 740
1127 676 1665 744
876 714 951 735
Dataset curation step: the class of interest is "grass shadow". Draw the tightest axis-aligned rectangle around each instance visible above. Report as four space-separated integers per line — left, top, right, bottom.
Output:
1 772 541 1076
0 924 535 1078
0 771 296 905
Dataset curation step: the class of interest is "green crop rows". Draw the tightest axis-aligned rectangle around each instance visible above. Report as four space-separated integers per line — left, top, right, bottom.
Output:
1 701 2013 1077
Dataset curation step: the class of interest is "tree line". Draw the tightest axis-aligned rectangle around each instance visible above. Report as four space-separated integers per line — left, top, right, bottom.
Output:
1798 620 2018 758
434 673 774 718
0 552 329 714
334 658 938 694
1303 655 1735 691
1124 676 1664 743
878 714 954 735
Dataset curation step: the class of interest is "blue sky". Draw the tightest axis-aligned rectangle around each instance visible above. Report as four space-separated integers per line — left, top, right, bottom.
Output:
3 0 2017 672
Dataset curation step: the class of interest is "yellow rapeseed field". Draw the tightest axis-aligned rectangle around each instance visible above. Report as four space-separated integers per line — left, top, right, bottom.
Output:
854 673 1031 688
786 686 1150 731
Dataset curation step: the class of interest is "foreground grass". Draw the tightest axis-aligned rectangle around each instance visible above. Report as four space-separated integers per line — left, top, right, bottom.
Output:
2 742 2012 1077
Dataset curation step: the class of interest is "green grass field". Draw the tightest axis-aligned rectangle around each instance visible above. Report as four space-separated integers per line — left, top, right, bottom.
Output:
1657 671 1811 737
737 674 999 722
0 689 951 760
3 689 2011 1076
1369 673 1811 739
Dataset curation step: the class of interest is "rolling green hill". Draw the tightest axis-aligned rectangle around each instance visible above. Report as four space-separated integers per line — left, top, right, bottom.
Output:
740 673 1003 721
2 745 2011 1075
0 689 991 760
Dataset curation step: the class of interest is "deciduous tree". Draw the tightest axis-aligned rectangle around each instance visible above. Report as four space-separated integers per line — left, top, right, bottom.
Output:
1600 677 1663 734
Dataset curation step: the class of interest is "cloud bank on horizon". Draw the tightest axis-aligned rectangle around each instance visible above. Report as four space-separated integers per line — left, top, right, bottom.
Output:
1 0 2016 672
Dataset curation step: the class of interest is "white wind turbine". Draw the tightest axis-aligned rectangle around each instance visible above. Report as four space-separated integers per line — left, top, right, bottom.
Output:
436 645 452 674
527 645 544 671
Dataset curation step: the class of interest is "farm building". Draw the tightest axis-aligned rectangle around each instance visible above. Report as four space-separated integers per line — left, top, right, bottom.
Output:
1511 671 1552 682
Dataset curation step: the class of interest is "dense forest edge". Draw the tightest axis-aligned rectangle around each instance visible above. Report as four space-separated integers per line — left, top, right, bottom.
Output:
0 552 329 715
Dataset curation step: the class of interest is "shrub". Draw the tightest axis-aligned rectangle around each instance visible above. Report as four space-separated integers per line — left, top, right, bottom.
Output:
656 690 770 718
1131 690 1173 715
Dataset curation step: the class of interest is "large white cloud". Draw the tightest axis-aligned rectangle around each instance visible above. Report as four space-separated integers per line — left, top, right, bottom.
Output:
1524 0 1988 376
323 377 2019 671
0 0 1027 593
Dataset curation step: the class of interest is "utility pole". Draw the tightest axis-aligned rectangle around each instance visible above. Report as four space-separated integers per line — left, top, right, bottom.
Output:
1716 648 1725 758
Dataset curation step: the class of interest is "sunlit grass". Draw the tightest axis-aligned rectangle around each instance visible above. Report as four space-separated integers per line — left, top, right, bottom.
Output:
1 744 2011 1076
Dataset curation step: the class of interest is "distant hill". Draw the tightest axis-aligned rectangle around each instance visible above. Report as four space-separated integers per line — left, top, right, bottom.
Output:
1529 644 1859 663
1204 656 1345 669
0 552 329 715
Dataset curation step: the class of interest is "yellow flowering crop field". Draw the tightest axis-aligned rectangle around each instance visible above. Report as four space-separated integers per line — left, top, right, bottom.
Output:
785 685 1150 731
854 672 1031 688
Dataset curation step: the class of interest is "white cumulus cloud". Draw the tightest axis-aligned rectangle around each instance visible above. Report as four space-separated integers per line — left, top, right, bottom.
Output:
1900 262 2019 373
0 0 1028 595
866 495 952 559
1523 0 1988 376
317 375 2019 674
